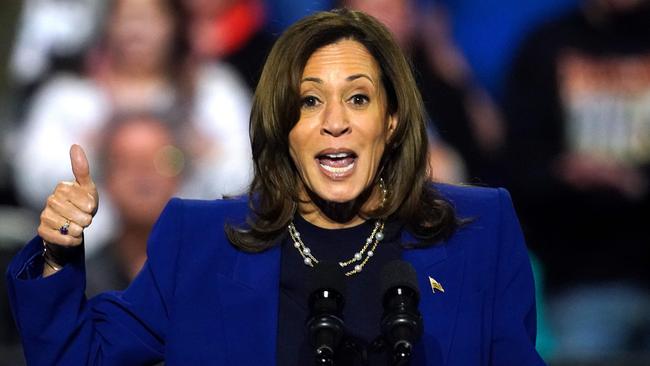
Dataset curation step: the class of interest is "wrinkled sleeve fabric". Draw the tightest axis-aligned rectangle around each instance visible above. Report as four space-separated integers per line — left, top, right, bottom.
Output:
5 198 185 366
490 188 546 366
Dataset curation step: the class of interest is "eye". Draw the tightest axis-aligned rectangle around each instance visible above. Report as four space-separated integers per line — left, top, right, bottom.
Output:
301 95 321 109
349 94 370 106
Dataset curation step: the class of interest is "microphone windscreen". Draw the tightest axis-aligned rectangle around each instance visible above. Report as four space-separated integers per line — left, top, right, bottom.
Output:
380 260 420 298
308 261 347 295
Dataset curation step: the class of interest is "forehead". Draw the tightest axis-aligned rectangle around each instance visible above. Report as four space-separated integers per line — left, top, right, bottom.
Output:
110 119 172 149
302 39 380 80
113 0 169 16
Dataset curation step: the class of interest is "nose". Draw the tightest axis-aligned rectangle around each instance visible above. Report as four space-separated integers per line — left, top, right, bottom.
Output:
321 101 350 137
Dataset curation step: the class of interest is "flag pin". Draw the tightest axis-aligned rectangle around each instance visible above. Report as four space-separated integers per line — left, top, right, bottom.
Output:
429 276 444 294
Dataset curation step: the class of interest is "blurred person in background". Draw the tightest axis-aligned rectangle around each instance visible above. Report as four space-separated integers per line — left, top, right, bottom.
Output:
8 0 104 119
86 113 184 297
9 0 253 253
505 0 650 361
343 0 507 185
182 0 276 90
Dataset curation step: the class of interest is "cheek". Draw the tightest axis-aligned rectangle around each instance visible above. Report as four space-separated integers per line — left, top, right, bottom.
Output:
288 130 298 162
369 142 386 169
367 122 390 156
152 22 174 46
288 123 311 164
287 130 306 178
360 132 390 175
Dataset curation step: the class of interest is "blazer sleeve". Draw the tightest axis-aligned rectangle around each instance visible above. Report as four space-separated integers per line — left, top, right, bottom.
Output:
5 198 185 366
490 188 546 366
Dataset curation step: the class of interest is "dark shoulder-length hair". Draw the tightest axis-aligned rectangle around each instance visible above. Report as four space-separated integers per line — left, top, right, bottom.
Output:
226 8 459 252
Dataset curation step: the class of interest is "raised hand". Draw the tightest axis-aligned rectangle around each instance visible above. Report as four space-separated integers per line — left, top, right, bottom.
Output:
38 145 99 248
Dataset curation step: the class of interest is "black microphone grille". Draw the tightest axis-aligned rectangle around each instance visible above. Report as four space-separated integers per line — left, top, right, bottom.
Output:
308 261 347 295
380 260 420 298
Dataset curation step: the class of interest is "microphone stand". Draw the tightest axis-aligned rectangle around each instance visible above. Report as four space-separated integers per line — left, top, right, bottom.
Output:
369 334 413 366
376 260 424 366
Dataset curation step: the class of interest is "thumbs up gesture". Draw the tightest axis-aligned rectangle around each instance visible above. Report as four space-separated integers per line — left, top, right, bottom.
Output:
38 145 99 248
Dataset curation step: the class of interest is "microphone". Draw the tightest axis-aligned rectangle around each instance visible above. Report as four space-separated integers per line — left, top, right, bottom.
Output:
379 260 423 365
306 262 347 365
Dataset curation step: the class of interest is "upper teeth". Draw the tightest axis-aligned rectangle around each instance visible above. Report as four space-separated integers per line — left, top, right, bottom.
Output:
325 153 349 158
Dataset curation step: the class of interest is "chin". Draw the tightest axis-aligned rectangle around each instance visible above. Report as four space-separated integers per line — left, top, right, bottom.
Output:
320 193 357 203
313 182 365 203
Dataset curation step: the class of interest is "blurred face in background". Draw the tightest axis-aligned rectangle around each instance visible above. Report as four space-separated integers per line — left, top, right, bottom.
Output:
104 117 183 228
344 0 414 47
107 0 176 73
181 0 239 58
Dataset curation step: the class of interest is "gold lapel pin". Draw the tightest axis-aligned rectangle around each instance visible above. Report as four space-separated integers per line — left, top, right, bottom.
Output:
429 276 444 294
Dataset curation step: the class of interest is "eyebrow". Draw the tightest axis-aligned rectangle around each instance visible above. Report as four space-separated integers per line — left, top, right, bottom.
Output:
346 74 375 85
300 73 375 85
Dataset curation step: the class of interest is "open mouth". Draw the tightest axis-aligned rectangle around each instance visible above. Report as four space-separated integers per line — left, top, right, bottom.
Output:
316 150 358 178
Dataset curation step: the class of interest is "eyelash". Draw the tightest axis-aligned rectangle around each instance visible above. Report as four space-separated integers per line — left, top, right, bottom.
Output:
300 94 370 109
301 95 321 109
349 94 370 106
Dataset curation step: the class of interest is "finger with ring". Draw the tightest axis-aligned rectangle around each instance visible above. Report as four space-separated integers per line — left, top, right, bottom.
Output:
41 212 84 238
47 196 94 227
59 220 71 235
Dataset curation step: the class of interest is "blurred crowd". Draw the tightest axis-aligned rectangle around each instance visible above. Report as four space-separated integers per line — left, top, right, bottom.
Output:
0 0 649 365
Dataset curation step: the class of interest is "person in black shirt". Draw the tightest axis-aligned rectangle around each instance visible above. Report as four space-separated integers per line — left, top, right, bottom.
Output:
504 0 650 359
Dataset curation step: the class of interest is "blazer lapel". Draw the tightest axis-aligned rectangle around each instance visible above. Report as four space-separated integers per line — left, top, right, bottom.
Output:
217 245 281 365
402 233 464 365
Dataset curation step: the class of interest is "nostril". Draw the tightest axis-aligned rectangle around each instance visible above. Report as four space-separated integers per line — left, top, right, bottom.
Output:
322 125 351 137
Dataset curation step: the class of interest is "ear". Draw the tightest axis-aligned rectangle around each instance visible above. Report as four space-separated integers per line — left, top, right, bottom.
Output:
386 113 398 140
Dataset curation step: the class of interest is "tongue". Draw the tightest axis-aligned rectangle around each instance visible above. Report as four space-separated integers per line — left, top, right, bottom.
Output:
319 157 355 168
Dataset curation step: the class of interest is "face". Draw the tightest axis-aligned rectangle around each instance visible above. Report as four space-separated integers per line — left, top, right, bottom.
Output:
289 39 396 212
105 119 182 227
108 0 175 71
345 0 413 47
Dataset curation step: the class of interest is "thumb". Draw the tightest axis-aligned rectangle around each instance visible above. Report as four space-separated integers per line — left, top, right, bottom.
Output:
70 144 94 187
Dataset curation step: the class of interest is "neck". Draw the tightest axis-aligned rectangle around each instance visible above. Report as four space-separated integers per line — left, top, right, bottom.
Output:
298 204 366 229
297 184 384 229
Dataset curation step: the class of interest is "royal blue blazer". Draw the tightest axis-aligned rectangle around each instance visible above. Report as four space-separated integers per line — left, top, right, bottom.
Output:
6 184 546 365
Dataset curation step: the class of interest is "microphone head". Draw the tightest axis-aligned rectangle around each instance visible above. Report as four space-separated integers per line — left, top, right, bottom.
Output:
308 261 346 295
305 262 347 362
380 260 420 301
307 262 347 316
379 260 424 358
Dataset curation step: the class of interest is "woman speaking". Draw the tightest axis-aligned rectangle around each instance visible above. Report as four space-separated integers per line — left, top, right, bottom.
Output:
6 9 545 366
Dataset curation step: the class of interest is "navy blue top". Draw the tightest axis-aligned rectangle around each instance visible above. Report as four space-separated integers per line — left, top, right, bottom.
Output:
277 214 403 365
5 184 546 365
